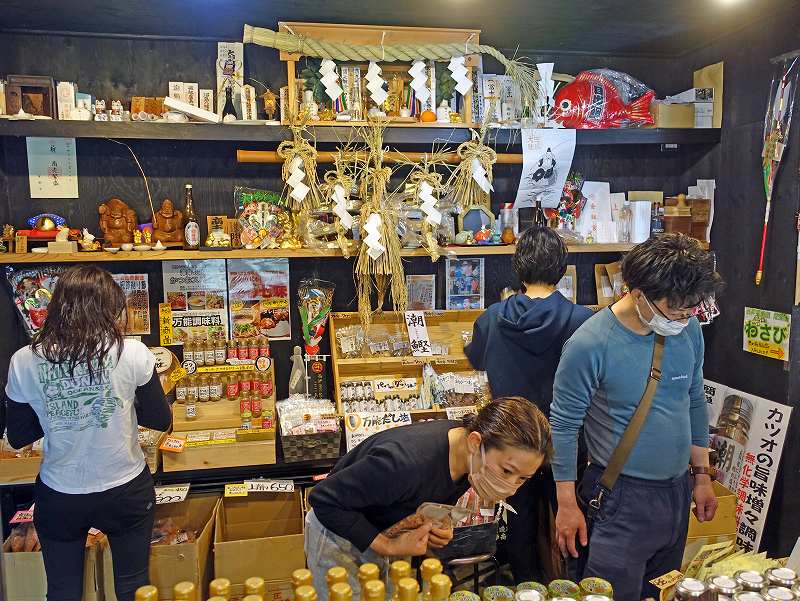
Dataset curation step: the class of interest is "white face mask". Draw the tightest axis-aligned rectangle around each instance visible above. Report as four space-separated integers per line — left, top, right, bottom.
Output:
635 295 689 336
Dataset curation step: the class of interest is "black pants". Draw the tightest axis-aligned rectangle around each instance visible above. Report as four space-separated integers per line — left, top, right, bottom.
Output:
34 466 156 601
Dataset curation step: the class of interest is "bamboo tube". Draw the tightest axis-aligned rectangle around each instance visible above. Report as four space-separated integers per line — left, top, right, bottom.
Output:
237 149 524 164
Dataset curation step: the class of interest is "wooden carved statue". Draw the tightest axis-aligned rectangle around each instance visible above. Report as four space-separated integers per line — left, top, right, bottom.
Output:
98 197 138 244
152 199 184 244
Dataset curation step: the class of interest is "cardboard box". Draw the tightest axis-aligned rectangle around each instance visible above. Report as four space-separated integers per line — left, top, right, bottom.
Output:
103 494 219 601
214 492 305 587
687 481 737 538
649 102 695 128
0 440 42 485
3 543 102 601
665 87 714 103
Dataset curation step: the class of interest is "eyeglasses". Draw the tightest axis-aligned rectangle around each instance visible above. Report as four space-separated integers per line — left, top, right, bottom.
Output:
646 296 697 323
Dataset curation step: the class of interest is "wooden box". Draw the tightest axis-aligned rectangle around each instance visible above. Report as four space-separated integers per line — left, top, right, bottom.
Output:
328 309 482 415
0 441 42 485
162 431 276 472
277 22 480 126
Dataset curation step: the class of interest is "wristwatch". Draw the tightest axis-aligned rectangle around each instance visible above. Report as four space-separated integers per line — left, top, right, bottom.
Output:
690 466 711 477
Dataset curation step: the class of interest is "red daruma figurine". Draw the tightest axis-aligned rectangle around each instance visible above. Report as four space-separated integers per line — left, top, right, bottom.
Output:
552 68 655 129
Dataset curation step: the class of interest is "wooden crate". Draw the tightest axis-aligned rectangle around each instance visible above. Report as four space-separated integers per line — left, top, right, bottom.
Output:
163 432 276 472
0 442 41 485
328 309 482 414
278 22 481 126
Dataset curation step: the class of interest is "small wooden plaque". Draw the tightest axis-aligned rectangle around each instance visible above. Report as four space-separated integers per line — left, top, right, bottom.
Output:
14 235 27 254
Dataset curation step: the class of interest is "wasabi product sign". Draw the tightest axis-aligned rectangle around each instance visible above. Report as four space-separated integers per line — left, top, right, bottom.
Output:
743 307 790 361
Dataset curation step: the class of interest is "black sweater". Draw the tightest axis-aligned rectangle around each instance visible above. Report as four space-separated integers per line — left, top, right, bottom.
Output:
4 367 171 449
309 420 470 552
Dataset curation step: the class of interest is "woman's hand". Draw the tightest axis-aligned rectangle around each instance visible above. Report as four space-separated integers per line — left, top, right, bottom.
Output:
428 525 454 550
384 523 433 556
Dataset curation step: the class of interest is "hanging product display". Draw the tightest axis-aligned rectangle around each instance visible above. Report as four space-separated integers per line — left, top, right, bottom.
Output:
162 260 228 344
234 187 302 250
755 56 798 286
227 258 291 341
298 278 335 355
112 273 151 335
276 118 325 209
552 69 655 129
4 265 64 335
447 122 497 214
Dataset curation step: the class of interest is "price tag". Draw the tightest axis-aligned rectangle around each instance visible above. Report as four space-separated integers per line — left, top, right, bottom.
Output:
155 484 191 505
650 570 684 591
170 366 189 383
158 303 173 346
159 436 186 453
10 504 35 524
445 406 477 420
373 378 418 393
224 483 249 497
245 479 295 493
312 473 329 481
405 310 433 357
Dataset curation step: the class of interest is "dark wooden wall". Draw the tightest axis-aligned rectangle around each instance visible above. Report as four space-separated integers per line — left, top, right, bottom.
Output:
677 7 800 555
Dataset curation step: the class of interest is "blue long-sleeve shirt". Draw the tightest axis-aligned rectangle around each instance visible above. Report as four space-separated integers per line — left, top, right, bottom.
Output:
550 308 708 481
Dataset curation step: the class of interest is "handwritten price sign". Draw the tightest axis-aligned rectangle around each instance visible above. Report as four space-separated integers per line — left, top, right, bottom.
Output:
224 483 248 497
159 436 186 453
155 484 190 505
245 479 295 493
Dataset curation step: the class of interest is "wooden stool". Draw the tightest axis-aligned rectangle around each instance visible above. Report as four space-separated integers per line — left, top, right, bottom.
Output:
446 554 500 592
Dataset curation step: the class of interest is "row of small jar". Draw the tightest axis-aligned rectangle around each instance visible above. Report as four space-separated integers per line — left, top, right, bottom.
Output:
134 576 266 601
675 567 800 600
176 372 273 404
183 337 270 366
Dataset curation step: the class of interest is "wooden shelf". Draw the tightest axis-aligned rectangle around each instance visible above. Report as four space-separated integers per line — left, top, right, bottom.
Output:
0 243 651 264
0 120 721 146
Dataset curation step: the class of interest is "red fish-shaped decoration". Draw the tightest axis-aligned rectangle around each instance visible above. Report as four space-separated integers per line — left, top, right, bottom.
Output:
553 70 655 129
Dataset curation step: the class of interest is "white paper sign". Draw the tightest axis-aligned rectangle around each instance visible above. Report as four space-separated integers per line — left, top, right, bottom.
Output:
405 311 433 356
445 406 477 420
704 379 792 551
373 378 418 394
576 181 612 240
514 129 576 208
26 137 79 198
345 411 412 451
245 479 295 493
154 484 190 505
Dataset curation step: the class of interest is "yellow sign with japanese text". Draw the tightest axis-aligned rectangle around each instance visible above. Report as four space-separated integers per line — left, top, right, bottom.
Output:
743 307 790 361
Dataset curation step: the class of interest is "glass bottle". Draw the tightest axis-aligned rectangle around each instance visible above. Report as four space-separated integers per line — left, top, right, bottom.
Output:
193 338 205 367
175 377 187 404
215 339 227 365
135 586 159 601
173 582 197 601
209 578 231 600
183 184 200 250
248 337 260 361
237 339 249 361
198 375 210 403
330 583 353 601
712 395 754 493
251 388 263 420
358 563 380 598
240 371 252 395
186 376 199 402
222 85 237 122
226 373 239 401
183 337 196 364
209 374 222 402
185 391 197 421
430 575 452 601
397 578 419 601
295 586 317 601
533 197 548 228
420 558 443 601
327 567 348 590
203 339 216 367
292 569 313 593
617 199 632 243
650 200 664 237
364 581 386 601
259 335 270 358
227 339 238 361
245 577 266 597
390 562 413 601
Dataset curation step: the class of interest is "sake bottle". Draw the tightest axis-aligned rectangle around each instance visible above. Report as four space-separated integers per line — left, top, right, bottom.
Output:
364 580 386 601
420 559 443 601
327 566 349 589
209 578 231 600
173 582 196 601
358 563 381 597
293 568 314 593
330 583 353 601
295 585 318 601
135 586 158 601
398 578 419 601
246 577 266 596
430 575 452 601
288 345 307 395
390 562 413 601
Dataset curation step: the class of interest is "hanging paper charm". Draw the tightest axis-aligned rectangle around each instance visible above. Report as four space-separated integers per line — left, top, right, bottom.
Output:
319 59 343 101
332 183 353 229
418 181 441 226
448 56 473 97
363 212 386 260
409 60 431 103
471 157 493 194
365 61 388 107
287 155 310 204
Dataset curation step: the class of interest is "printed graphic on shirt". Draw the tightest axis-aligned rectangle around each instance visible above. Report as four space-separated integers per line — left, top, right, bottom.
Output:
38 357 121 432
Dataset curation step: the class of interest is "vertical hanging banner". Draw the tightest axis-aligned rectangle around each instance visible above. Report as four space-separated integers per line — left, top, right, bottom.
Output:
227 258 291 341
162 260 228 344
514 129 576 208
26 137 79 198
743 307 791 361
113 274 151 335
704 379 792 551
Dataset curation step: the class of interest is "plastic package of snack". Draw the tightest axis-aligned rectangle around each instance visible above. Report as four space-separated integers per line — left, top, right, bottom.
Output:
389 333 410 356
335 325 366 358
366 329 391 357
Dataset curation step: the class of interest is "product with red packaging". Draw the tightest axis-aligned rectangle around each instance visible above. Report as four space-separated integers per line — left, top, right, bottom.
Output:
5 265 65 335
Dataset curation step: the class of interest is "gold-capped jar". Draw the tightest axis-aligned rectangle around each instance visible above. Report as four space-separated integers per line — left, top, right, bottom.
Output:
135 586 159 601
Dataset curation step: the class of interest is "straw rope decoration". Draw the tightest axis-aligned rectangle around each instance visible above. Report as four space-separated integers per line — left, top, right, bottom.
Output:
409 166 446 262
355 119 408 329
276 116 325 210
446 103 498 211
321 148 361 258
243 25 541 108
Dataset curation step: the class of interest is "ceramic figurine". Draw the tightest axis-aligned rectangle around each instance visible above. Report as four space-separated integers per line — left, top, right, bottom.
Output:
78 228 101 251
261 89 278 121
133 229 142 244
474 225 492 245
152 199 184 244
436 100 451 123
455 230 474 245
98 197 138 245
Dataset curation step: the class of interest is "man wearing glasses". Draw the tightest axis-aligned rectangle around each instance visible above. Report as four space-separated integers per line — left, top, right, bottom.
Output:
550 233 724 601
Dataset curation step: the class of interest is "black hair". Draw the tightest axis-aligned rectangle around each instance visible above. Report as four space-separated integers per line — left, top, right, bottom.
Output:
462 396 552 461
622 233 723 309
513 226 568 287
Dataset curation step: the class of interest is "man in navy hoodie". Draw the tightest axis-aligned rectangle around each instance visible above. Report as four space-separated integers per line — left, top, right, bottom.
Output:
466 225 592 581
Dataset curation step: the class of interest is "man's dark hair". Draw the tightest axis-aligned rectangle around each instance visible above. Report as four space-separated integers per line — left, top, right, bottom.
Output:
622 233 723 309
513 226 568 286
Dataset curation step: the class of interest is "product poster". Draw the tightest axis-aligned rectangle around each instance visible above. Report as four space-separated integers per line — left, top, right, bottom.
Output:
112 274 151 335
445 258 485 310
26 137 79 198
406 275 436 311
514 128 576 208
162 260 228 344
704 379 792 551
344 411 412 451
227 258 290 341
743 307 791 361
